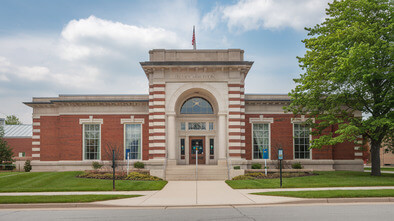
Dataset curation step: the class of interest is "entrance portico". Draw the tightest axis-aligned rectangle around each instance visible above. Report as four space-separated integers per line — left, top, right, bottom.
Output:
140 49 253 170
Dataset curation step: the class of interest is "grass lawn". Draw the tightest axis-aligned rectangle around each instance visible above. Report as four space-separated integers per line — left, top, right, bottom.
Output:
226 171 394 189
253 189 394 198
364 167 394 172
0 194 140 204
0 171 167 192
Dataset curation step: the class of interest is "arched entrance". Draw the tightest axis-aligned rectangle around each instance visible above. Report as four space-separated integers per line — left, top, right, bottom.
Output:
175 89 219 165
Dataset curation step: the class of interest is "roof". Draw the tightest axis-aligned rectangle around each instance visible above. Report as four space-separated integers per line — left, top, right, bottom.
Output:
3 124 32 138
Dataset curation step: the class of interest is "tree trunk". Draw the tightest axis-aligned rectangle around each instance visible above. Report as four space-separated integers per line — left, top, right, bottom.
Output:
370 139 381 176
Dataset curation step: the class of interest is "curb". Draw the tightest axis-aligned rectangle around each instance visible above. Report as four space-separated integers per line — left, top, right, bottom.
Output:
0 197 393 210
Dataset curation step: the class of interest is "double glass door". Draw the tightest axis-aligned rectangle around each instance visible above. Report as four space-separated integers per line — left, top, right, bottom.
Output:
189 136 205 164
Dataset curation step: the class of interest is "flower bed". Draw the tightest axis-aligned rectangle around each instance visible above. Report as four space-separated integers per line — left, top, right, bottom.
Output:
232 171 315 180
77 170 162 181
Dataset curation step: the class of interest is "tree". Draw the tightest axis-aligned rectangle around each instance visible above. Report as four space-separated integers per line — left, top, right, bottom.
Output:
0 126 14 165
285 0 393 176
5 115 22 125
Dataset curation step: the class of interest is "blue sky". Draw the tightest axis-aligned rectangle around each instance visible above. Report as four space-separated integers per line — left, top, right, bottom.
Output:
0 0 332 123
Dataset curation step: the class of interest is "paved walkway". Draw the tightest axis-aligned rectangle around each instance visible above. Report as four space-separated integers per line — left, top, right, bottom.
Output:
1 182 393 207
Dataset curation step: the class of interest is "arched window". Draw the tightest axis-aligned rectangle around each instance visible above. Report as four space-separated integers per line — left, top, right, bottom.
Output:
180 97 213 114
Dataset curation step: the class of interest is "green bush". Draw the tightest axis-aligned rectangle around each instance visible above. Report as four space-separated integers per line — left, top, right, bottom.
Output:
126 172 162 181
232 175 255 180
2 164 15 170
77 171 126 180
251 163 262 169
134 161 144 169
292 162 303 169
233 166 241 170
92 161 103 170
24 160 32 172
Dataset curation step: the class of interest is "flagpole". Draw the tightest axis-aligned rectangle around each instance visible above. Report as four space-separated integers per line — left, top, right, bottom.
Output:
192 26 196 50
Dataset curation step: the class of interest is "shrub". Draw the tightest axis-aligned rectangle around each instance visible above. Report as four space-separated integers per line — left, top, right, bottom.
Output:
2 164 15 170
24 160 32 172
232 175 255 180
134 161 144 169
126 172 162 181
77 171 126 180
92 161 103 170
292 162 303 169
251 163 262 169
233 166 241 170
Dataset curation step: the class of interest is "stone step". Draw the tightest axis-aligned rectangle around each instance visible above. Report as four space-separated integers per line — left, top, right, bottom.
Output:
165 165 228 181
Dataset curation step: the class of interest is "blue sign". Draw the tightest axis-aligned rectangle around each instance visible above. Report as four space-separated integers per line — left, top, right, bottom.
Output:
262 148 269 159
125 149 130 159
278 148 284 160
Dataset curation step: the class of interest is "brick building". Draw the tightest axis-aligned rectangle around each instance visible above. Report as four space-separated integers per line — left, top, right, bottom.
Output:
24 49 363 179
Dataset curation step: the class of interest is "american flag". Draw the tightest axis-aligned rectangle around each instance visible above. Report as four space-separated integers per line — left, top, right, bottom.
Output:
192 26 196 50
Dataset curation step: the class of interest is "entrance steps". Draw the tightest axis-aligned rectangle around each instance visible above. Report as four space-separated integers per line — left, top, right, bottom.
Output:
165 165 229 181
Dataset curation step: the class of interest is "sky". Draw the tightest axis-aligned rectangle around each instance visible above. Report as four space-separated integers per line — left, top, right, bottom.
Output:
0 0 332 124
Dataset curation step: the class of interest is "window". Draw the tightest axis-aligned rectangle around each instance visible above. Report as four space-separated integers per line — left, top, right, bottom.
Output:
188 122 206 130
180 122 186 131
253 124 269 159
125 124 142 160
294 124 310 159
209 122 214 130
209 138 214 159
180 97 213 114
180 138 185 159
84 124 100 160
19 152 25 157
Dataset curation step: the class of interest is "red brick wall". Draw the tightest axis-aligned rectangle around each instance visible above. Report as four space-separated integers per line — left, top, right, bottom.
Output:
245 114 352 160
4 138 32 157
39 114 149 161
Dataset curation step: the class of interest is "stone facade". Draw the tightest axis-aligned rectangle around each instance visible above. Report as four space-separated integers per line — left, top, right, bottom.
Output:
24 49 363 176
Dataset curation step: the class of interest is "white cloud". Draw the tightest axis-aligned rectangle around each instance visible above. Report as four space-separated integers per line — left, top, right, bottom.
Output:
203 0 332 31
60 15 186 61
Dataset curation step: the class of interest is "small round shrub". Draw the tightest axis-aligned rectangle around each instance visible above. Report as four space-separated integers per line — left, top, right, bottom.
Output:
233 166 241 170
251 163 262 169
92 161 103 170
24 160 32 172
134 161 145 169
292 162 302 169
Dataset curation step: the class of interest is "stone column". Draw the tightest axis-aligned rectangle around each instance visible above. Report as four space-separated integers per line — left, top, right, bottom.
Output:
218 114 227 160
167 114 176 160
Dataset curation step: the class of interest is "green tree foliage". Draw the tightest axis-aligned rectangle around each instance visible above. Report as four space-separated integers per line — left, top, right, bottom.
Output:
285 0 393 176
5 115 22 125
0 126 14 164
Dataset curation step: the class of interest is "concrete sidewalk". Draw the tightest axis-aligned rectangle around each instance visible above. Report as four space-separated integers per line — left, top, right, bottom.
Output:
92 181 303 206
1 181 393 207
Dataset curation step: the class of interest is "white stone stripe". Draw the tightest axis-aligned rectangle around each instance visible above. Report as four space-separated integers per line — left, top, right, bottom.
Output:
355 152 363 156
152 143 166 147
149 150 165 154
229 142 242 147
229 108 241 112
229 100 241 105
153 101 165 105
229 149 243 154
354 146 361 150
229 115 241 119
228 87 240 91
33 129 40 133
32 154 40 158
229 121 242 126
153 94 165 99
153 108 165 112
229 94 241 98
153 87 165 91
32 135 40 139
229 135 242 140
33 122 40 126
32 141 40 145
229 128 241 133
32 148 40 152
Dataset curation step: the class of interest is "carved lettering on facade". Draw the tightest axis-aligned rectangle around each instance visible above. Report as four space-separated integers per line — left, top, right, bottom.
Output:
172 73 215 80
